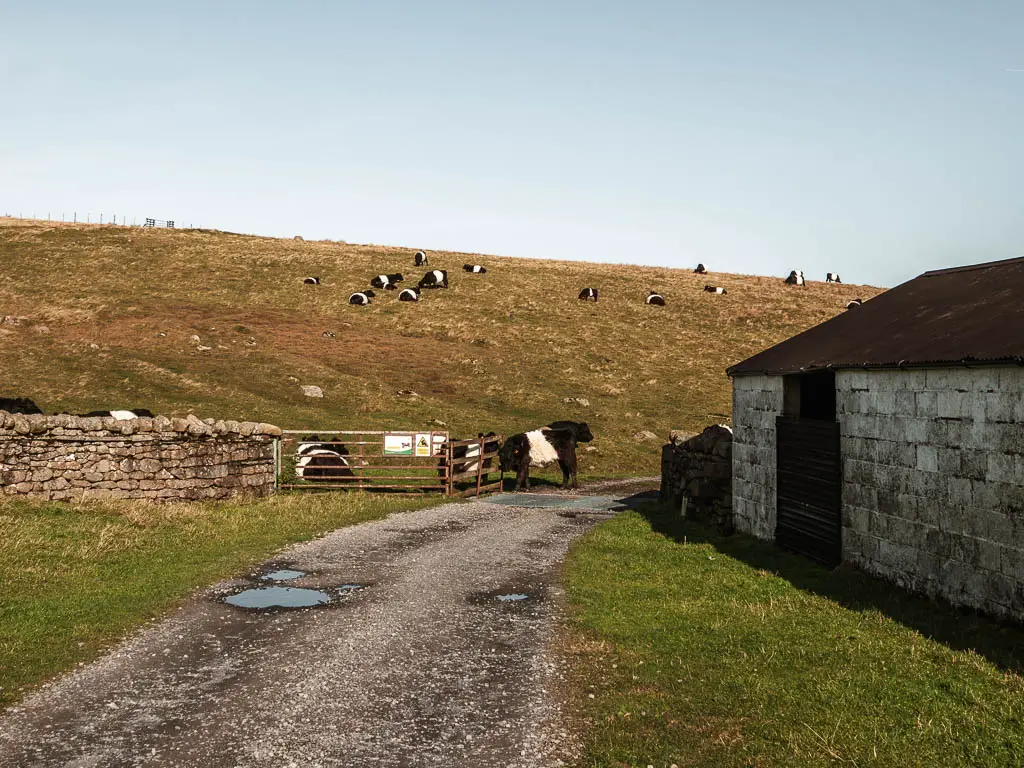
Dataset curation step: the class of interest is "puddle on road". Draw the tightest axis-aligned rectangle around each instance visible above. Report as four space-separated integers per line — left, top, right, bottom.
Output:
496 593 529 602
261 569 306 582
337 584 367 595
223 587 331 609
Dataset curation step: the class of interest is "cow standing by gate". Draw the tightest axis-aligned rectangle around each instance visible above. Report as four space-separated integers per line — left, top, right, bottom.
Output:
498 421 593 490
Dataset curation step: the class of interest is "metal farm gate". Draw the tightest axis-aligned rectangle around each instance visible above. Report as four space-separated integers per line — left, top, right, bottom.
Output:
775 417 842 567
275 430 504 497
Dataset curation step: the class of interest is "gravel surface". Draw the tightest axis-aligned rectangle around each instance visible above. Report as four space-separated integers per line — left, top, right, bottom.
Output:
0 486 655 767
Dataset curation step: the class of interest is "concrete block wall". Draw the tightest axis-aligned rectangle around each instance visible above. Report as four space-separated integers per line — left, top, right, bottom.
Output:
0 412 282 502
731 374 784 540
838 367 1024 620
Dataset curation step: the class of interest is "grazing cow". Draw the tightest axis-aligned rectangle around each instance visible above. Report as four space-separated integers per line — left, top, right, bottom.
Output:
370 273 404 290
826 273 841 284
349 290 376 305
694 263 707 274
846 298 863 309
0 397 42 414
303 277 321 285
81 409 155 419
295 437 355 482
784 270 806 286
414 250 429 266
499 421 593 490
463 264 487 274
703 284 727 295
418 270 449 289
645 291 666 306
578 288 599 303
398 287 420 302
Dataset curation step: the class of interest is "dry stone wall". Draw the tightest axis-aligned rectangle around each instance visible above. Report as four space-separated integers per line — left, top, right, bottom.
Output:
731 374 784 539
661 425 734 531
838 367 1024 621
0 412 281 502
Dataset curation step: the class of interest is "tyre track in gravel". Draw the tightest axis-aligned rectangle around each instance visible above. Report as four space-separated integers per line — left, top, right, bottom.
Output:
0 488 653 767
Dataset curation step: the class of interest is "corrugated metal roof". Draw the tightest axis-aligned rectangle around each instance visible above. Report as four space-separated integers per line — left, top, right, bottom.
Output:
727 256 1024 376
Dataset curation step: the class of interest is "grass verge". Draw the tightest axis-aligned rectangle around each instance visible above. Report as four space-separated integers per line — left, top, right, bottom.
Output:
564 504 1024 767
0 491 439 708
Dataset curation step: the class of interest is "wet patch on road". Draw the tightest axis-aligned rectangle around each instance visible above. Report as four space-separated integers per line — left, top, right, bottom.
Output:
469 583 548 607
260 569 306 582
222 586 332 610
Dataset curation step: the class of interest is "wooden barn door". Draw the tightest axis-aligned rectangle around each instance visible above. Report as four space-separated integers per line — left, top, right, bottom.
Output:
775 416 842 567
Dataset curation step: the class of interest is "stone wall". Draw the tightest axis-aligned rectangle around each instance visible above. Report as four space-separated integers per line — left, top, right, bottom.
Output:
660 425 733 530
0 412 281 502
838 367 1024 620
731 374 784 540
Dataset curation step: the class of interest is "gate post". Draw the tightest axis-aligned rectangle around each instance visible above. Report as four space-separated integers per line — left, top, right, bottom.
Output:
445 442 453 496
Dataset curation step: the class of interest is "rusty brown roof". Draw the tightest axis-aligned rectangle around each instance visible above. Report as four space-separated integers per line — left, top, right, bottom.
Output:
727 256 1024 376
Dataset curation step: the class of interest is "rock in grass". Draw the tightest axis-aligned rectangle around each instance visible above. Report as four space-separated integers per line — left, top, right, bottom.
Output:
300 385 324 398
633 430 659 442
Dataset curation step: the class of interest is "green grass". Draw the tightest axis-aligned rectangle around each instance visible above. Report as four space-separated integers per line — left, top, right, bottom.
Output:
0 219 883 477
0 492 439 708
565 505 1024 767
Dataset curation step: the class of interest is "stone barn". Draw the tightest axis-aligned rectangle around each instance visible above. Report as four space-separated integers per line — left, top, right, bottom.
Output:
727 257 1024 620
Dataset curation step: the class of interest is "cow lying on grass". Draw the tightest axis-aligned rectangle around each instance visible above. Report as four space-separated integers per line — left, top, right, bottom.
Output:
81 409 155 419
498 421 593 491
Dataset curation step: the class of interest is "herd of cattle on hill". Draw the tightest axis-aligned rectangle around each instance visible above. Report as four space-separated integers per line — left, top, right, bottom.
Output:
302 251 863 310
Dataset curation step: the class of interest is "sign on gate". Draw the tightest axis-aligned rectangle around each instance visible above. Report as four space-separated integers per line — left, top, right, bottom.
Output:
383 434 414 455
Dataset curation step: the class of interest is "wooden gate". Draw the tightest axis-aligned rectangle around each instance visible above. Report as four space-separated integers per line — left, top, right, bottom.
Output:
445 434 504 497
275 430 504 497
775 417 842 566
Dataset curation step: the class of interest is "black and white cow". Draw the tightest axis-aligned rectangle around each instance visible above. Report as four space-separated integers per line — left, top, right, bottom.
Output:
846 298 863 309
498 421 594 491
578 288 599 302
349 290 376 305
418 270 449 289
399 287 420 302
694 263 707 274
463 264 487 274
414 250 429 266
826 273 841 284
303 277 321 285
784 270 806 286
295 437 355 482
645 291 666 305
81 409 155 419
703 284 727 295
370 273 404 290
0 397 42 414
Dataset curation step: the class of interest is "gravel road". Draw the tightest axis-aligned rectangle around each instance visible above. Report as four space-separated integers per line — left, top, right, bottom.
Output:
0 485 655 767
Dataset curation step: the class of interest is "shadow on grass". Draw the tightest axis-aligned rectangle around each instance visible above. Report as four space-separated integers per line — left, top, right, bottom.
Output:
637 501 1024 677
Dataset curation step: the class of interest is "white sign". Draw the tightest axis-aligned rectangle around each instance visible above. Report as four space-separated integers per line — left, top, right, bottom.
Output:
383 434 413 456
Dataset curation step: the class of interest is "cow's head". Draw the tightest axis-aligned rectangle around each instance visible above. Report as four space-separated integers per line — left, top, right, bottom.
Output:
575 422 594 442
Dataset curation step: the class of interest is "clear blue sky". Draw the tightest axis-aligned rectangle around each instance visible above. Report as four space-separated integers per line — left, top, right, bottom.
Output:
3 1 1022 287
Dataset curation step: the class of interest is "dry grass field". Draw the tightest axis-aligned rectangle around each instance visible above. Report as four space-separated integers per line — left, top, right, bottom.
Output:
0 218 882 476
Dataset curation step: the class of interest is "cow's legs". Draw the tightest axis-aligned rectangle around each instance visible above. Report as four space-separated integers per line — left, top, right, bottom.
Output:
557 459 571 489
517 464 530 491
564 451 579 489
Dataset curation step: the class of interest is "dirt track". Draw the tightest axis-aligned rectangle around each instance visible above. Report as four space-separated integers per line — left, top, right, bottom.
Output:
0 486 655 767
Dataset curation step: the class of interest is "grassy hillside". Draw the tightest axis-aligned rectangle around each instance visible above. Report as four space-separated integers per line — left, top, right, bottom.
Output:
0 218 881 476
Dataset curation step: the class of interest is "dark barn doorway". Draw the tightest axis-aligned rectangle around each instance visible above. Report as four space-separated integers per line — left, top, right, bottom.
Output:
776 371 842 566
